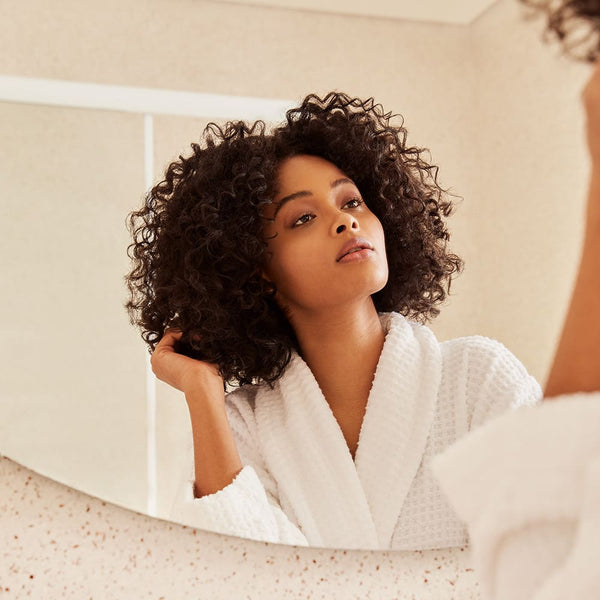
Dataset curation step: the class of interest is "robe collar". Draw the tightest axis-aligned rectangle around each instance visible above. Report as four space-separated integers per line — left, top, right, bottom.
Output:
254 311 441 549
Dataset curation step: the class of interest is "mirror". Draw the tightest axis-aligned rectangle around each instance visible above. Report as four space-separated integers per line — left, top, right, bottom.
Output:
0 0 594 550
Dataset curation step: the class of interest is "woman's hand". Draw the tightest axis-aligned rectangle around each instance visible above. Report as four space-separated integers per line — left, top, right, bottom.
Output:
150 329 224 396
152 329 242 497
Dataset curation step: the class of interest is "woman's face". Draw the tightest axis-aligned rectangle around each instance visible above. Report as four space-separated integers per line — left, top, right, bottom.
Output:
260 154 388 316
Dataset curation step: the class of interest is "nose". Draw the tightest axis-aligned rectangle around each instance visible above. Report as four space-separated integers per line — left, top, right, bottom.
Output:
333 211 359 235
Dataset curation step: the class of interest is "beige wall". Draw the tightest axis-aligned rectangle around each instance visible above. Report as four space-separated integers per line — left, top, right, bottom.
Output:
0 103 148 509
0 0 592 519
467 0 590 381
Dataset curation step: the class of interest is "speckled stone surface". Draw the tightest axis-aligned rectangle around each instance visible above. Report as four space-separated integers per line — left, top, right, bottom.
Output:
1 455 481 599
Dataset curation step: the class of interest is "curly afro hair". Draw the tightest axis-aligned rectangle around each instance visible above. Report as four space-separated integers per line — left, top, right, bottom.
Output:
125 91 463 389
519 0 600 62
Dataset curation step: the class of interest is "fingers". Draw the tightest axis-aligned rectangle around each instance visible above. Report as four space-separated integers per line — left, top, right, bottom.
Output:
153 327 202 358
151 330 183 367
163 326 183 337
150 329 183 380
156 327 182 346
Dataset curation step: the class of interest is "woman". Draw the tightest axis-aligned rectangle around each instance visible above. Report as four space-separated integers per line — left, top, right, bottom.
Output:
125 92 544 550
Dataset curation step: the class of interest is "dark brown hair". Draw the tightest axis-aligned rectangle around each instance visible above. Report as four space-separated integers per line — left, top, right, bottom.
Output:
520 0 600 62
125 91 463 388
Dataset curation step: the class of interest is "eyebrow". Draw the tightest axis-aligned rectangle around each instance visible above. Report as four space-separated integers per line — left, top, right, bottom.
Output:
272 177 355 219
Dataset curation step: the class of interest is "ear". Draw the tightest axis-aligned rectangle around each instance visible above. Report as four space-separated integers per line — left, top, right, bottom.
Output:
260 270 278 299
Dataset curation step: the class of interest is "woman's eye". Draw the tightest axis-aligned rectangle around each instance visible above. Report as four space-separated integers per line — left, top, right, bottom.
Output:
292 196 364 227
292 213 314 228
345 197 364 208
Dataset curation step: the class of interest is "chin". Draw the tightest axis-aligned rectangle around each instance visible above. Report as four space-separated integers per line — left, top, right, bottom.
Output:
374 281 388 295
371 269 389 294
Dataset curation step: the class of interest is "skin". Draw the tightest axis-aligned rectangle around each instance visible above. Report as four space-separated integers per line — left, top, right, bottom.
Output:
543 58 600 398
259 154 389 457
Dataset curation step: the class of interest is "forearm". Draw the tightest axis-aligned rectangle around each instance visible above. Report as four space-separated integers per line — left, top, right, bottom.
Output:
544 165 600 398
184 385 243 498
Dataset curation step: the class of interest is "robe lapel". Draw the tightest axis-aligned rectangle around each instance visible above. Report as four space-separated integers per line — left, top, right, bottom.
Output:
354 312 441 547
254 311 441 549
255 354 380 549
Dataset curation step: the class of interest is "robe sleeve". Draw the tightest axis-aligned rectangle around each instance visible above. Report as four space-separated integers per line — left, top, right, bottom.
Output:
463 335 543 431
168 386 309 547
430 392 600 600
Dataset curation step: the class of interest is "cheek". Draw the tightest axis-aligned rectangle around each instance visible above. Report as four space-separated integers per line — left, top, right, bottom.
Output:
276 248 311 278
269 244 327 292
264 244 300 287
378 227 387 255
372 218 386 248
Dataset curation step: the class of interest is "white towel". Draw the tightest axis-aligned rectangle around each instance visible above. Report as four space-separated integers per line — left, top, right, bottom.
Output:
431 392 600 600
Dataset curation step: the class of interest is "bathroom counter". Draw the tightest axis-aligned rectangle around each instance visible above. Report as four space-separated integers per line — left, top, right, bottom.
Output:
1 455 480 599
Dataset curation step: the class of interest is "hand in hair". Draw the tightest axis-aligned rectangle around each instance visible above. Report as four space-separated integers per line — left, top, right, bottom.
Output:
152 328 243 498
150 329 224 397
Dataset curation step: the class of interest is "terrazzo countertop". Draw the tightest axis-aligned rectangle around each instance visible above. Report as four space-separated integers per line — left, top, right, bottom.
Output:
1 455 481 599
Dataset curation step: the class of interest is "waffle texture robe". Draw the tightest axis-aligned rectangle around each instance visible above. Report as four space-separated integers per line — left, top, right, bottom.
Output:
169 311 542 550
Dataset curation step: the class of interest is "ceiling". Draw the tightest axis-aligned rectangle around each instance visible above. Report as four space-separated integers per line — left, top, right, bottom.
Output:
209 0 501 25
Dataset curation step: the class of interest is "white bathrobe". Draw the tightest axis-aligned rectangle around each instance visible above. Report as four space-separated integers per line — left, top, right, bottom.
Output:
170 311 542 550
431 392 600 600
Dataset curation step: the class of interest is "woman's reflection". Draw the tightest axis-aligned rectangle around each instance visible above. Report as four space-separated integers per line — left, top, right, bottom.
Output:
124 91 552 550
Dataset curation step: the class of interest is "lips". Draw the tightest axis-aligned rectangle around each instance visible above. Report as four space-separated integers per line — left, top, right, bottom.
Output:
336 237 374 262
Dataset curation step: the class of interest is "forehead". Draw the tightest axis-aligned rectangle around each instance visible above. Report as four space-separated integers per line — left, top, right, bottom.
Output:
260 154 355 223
275 154 348 191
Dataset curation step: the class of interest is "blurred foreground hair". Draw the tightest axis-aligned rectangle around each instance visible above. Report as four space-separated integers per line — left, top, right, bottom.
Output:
520 0 600 62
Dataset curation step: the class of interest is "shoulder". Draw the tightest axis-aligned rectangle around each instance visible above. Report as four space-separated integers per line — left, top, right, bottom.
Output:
441 333 510 358
223 383 261 430
225 382 259 404
440 334 532 381
438 334 506 382
441 334 543 428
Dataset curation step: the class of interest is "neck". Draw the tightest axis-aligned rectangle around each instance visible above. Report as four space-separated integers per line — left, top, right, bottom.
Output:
289 299 386 411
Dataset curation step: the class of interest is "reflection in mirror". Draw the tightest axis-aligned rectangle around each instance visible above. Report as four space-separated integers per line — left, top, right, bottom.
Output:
126 0 599 550
1 0 596 552
127 95 473 551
